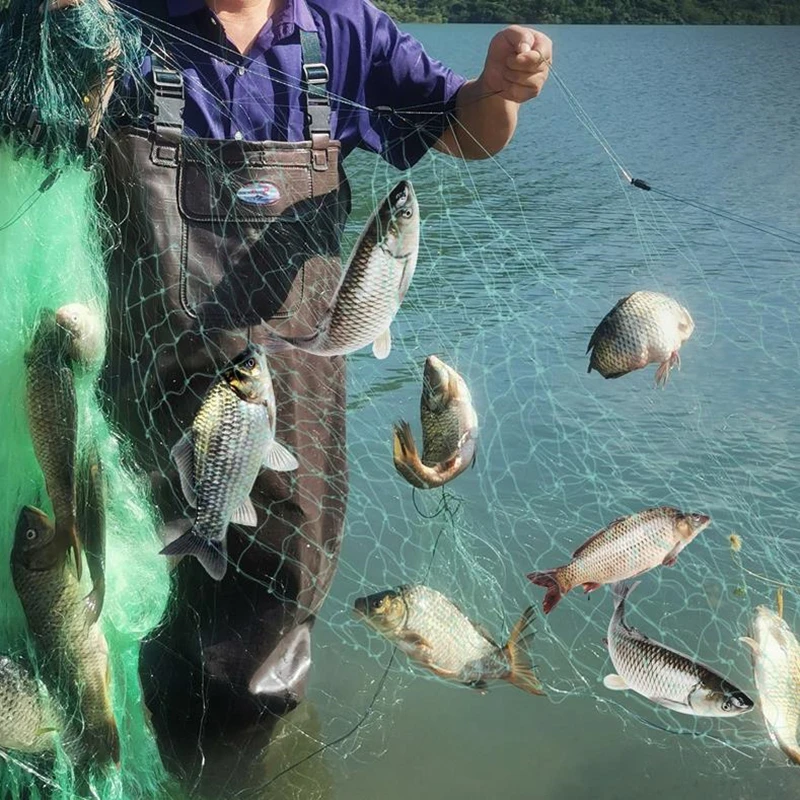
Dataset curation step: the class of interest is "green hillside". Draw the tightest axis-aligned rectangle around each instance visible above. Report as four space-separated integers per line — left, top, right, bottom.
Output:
373 0 800 23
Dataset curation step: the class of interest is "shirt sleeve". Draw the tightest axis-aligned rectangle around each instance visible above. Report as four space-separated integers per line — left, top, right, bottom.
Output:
358 6 467 169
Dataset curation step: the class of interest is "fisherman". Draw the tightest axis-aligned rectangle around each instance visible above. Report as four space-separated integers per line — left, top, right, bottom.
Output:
60 0 551 778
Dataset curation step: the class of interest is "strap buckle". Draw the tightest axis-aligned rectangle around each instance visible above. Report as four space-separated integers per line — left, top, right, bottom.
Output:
302 62 329 87
152 68 184 95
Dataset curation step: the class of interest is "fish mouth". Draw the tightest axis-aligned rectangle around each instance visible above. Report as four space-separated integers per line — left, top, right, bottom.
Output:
353 597 368 617
389 180 415 211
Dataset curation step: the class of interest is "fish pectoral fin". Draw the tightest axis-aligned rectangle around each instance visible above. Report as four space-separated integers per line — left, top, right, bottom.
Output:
263 440 299 472
171 433 197 507
603 674 629 691
652 696 690 712
467 679 490 694
83 578 106 625
738 636 760 656
372 328 392 360
231 497 259 528
399 631 433 657
582 582 602 594
662 542 681 567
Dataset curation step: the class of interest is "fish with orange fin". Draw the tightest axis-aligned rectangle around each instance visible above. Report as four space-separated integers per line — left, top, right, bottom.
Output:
11 506 119 764
587 291 694 386
25 308 82 579
527 506 710 614
393 355 478 489
355 584 544 696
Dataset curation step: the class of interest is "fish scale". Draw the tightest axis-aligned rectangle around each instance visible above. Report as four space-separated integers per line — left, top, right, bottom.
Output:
587 290 694 382
12 507 118 763
742 606 800 763
0 656 62 755
191 381 270 540
400 585 502 675
606 583 752 717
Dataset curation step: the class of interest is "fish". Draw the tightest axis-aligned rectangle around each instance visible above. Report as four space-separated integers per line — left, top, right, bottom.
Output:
77 444 106 623
11 506 119 764
527 506 710 614
354 584 544 696
740 591 800 765
587 291 694 386
604 582 753 717
0 656 62 755
55 302 105 368
160 343 298 580
393 355 478 489
266 180 420 360
25 307 81 579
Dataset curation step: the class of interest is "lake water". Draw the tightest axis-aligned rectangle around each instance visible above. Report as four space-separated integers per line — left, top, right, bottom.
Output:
197 24 800 800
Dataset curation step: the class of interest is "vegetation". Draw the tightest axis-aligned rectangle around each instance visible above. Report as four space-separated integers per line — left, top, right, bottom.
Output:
373 0 800 24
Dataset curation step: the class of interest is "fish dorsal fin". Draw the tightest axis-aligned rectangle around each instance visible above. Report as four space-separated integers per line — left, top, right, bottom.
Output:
171 434 197 508
263 440 299 472
373 328 392 360
231 497 258 528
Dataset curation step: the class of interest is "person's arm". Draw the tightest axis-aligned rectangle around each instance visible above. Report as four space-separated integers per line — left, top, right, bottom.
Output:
435 25 552 160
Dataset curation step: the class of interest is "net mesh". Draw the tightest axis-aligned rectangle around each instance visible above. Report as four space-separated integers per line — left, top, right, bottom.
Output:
0 6 798 800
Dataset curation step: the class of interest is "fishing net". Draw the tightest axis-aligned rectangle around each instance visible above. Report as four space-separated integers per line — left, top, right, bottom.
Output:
1 6 799 800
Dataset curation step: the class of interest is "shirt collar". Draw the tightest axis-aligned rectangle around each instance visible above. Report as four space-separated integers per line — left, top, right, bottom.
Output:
166 0 316 38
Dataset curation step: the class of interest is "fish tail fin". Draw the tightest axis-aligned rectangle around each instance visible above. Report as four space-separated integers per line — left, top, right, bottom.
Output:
160 529 227 580
392 421 430 489
526 568 568 614
503 606 545 696
56 518 82 582
611 580 640 611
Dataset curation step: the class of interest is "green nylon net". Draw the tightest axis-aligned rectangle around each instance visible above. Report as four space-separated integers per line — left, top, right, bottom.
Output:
0 7 799 800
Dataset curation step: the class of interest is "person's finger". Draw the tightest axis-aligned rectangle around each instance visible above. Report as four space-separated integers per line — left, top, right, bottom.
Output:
532 33 554 64
505 50 545 73
501 24 536 55
500 70 549 101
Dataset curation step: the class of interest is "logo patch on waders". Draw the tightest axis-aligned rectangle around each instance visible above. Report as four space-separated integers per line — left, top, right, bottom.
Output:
236 181 281 206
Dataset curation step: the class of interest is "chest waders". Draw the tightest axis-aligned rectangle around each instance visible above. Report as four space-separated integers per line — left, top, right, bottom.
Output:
99 28 349 757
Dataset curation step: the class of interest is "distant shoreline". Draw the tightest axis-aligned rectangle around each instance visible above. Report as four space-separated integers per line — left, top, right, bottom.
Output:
373 1 800 25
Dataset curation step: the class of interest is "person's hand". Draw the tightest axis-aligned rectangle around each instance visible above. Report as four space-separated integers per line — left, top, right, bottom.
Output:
478 26 552 104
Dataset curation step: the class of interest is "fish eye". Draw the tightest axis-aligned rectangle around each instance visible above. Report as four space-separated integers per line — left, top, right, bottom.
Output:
243 357 256 370
25 529 37 541
399 207 413 219
371 597 385 611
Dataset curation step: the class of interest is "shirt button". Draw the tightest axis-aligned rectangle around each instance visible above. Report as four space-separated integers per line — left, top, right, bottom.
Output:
237 66 246 76
234 131 243 141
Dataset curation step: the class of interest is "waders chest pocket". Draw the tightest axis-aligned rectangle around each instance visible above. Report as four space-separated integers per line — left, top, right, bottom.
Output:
176 141 342 330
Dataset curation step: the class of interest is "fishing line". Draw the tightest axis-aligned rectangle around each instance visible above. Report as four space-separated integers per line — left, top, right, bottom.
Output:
548 62 800 248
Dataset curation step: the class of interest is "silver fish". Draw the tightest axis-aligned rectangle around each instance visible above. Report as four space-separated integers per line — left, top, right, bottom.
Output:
355 584 544 696
393 355 478 489
740 594 800 765
267 181 420 359
0 656 62 755
528 506 710 614
160 344 298 580
587 291 694 386
11 506 119 763
605 582 753 717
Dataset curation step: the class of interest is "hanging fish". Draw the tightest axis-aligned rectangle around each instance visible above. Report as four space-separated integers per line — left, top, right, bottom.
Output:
393 355 478 489
266 181 420 360
160 343 298 580
587 291 694 386
11 506 119 764
77 444 106 623
527 506 710 614
604 582 753 717
355 584 544 696
25 308 81 579
56 301 105 368
0 656 63 755
740 591 800 765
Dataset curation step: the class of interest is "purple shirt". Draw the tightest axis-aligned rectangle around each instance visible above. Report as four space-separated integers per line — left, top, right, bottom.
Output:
117 0 466 168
